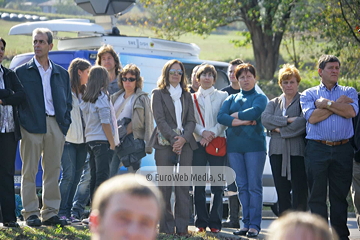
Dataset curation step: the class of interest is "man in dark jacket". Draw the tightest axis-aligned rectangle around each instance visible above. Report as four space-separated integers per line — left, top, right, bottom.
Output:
15 28 72 227
0 37 25 228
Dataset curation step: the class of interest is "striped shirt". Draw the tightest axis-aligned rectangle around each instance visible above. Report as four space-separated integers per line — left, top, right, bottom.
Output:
300 82 358 141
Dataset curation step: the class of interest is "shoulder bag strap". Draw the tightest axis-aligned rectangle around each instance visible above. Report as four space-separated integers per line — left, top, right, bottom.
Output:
193 93 205 127
115 94 132 119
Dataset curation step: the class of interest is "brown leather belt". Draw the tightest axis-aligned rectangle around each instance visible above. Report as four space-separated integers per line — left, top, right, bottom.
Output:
314 139 349 146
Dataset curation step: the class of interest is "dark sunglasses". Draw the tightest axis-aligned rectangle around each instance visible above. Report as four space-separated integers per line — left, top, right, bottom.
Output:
122 77 136 82
169 69 183 76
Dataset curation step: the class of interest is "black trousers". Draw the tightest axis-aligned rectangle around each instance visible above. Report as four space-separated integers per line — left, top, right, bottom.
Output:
305 140 353 240
193 143 225 230
87 141 114 201
0 132 17 223
270 154 308 215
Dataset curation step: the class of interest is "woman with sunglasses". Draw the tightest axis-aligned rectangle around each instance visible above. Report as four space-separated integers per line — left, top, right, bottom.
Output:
149 59 197 236
109 64 154 175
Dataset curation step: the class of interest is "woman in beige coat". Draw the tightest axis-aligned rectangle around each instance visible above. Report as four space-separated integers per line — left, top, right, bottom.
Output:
150 59 197 235
110 64 154 175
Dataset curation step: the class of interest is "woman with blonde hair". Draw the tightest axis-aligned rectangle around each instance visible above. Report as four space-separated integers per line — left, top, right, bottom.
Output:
262 64 308 215
109 63 154 175
149 59 197 235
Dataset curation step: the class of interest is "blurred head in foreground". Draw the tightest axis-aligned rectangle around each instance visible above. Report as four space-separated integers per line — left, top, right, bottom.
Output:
90 174 163 240
267 211 338 240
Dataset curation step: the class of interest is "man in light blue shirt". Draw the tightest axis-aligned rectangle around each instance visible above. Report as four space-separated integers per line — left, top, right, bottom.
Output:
300 55 358 240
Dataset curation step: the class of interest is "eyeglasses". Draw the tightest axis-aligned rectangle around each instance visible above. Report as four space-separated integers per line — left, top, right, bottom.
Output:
200 73 214 78
169 69 183 76
122 77 136 82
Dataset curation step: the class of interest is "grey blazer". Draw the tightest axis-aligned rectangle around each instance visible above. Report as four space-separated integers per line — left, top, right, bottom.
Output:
149 88 197 150
261 92 306 179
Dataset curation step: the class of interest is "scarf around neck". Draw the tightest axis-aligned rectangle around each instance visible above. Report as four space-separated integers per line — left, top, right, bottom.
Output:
198 86 215 128
168 84 183 131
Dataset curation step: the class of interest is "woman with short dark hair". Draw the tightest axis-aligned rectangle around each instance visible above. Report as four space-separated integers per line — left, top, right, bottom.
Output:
218 63 267 237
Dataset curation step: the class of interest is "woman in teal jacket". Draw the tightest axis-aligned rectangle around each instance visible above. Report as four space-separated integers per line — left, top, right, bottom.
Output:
217 63 267 238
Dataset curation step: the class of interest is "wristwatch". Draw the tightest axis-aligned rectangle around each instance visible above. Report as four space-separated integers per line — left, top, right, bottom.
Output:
327 100 333 109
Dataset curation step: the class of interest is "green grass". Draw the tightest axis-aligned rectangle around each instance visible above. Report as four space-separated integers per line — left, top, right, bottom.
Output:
0 225 90 240
0 226 239 240
0 19 248 63
177 31 252 62
0 20 34 58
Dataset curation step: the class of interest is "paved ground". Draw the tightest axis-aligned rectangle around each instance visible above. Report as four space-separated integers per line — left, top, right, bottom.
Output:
188 212 360 239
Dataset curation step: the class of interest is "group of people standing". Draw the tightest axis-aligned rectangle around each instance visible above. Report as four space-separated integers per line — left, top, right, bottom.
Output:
0 28 154 228
0 26 358 240
162 54 357 240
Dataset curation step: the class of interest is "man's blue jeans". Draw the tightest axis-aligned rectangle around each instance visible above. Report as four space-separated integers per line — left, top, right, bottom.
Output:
71 156 90 219
228 151 266 232
58 142 87 217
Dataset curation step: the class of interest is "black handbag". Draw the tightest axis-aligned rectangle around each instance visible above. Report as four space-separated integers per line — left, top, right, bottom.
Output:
116 133 146 167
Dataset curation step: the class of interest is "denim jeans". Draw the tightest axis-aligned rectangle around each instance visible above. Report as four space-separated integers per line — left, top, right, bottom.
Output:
58 142 87 217
87 141 114 200
228 151 266 232
71 156 90 219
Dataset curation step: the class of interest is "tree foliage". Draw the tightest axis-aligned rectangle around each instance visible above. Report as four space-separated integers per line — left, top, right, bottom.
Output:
283 0 360 79
140 0 298 80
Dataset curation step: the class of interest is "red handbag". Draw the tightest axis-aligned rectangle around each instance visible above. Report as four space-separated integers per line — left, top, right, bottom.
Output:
206 136 226 156
193 94 227 157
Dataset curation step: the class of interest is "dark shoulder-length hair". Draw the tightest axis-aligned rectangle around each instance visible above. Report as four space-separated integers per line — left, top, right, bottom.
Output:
157 59 188 92
96 44 122 77
118 64 143 91
68 58 91 96
82 66 109 103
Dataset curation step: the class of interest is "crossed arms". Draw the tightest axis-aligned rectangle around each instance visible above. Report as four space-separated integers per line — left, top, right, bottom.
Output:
308 95 356 124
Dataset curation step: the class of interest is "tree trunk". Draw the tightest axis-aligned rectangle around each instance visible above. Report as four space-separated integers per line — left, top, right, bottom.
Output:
245 20 283 80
